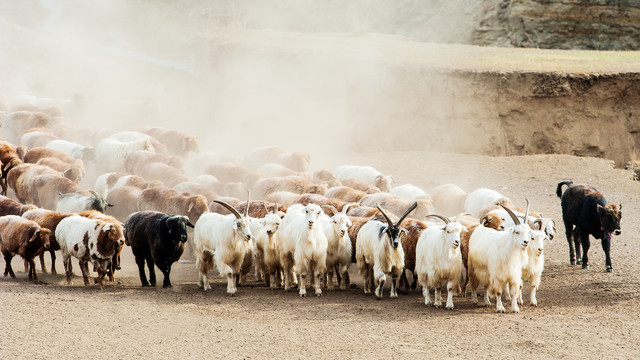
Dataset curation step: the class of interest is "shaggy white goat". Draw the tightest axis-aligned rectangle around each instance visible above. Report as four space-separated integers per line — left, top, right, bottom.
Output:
320 204 357 290
356 202 417 299
193 197 253 295
467 202 532 313
278 203 327 297
415 214 467 309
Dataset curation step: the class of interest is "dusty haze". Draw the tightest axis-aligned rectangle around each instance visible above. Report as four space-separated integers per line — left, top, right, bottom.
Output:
0 0 481 172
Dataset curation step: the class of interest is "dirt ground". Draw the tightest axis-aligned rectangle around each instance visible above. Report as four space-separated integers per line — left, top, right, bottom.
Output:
1 151 638 359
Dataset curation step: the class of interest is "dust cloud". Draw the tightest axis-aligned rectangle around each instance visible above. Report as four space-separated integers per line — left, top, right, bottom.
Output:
0 0 481 176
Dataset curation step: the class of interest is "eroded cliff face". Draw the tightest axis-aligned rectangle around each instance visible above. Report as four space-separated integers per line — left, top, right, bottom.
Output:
383 71 640 168
473 0 640 50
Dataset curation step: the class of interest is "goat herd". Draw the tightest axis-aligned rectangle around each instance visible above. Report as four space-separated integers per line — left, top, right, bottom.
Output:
0 101 623 313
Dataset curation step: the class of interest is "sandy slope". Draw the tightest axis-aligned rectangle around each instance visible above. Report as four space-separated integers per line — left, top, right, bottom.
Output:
1 152 638 359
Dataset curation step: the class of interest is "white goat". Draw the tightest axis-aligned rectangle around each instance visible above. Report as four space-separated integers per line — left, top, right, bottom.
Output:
320 204 357 290
390 184 427 200
95 137 154 174
334 165 394 192
520 228 549 306
45 139 94 163
193 197 253 295
415 214 467 309
254 203 283 289
431 183 468 217
467 203 532 313
464 188 513 218
278 203 327 297
356 202 417 299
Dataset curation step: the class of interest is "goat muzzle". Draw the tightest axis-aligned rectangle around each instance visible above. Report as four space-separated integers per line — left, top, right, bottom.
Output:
614 229 621 236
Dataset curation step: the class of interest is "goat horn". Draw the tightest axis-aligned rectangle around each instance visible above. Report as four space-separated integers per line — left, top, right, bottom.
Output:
213 200 242 219
523 199 530 227
454 213 471 223
342 202 358 215
88 189 99 198
533 218 544 230
396 201 418 226
425 214 450 224
375 203 394 227
244 190 251 217
273 202 279 215
321 205 339 216
499 204 520 225
262 201 269 215
478 214 489 225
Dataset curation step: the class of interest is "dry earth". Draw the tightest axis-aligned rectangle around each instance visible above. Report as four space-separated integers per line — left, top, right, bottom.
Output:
1 152 638 359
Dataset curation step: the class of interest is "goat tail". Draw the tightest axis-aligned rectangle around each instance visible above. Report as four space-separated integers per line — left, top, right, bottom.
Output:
556 180 573 198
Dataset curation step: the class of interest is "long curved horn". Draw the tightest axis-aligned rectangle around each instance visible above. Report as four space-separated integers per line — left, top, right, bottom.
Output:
321 204 339 216
244 190 251 217
499 204 521 225
214 200 242 219
533 218 544 231
523 198 530 226
396 201 418 226
375 203 394 226
88 189 100 198
342 202 358 215
454 213 472 223
425 214 450 224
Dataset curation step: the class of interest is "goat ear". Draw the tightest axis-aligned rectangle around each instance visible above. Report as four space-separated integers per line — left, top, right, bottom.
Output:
187 221 195 228
596 204 604 213
231 221 238 230
29 230 40 242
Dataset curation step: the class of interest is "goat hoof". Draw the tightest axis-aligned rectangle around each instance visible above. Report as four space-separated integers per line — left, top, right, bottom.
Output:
570 260 575 265
576 260 582 265
606 266 613 273
582 264 589 269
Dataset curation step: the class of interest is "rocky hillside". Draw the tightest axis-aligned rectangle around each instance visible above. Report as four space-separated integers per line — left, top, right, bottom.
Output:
473 0 640 50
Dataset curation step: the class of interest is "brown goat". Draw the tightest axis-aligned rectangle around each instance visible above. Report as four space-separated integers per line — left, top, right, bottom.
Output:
22 209 75 275
252 176 328 200
360 193 434 220
138 162 188 187
340 178 381 194
7 163 61 204
209 199 286 218
399 219 429 291
105 186 142 223
36 157 84 183
0 141 24 196
0 195 37 216
0 215 52 282
124 150 184 175
324 186 367 203
244 145 311 172
138 186 209 224
24 146 75 164
174 182 218 203
142 127 199 156
294 193 351 212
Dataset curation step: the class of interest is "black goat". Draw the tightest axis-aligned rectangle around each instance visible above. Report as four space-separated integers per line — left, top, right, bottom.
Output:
556 181 622 272
124 211 194 287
